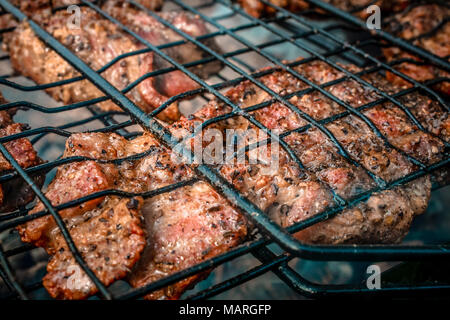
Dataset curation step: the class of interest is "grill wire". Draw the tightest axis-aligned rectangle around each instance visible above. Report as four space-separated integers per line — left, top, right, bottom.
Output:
0 0 448 299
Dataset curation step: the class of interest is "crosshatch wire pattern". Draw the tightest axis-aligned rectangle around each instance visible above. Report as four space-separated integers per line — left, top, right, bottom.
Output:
0 0 448 299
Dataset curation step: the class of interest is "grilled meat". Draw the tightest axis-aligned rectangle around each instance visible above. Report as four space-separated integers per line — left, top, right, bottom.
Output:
43 196 146 299
0 0 50 33
127 60 448 296
128 181 247 300
0 93 43 212
175 59 448 244
52 0 164 10
18 131 245 299
17 132 150 299
17 59 448 299
236 0 409 19
0 0 164 31
102 2 222 80
6 6 222 122
382 3 450 96
95 0 165 12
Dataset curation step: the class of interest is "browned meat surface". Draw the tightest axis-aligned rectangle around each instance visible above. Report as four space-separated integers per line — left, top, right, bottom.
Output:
383 4 450 95
7 0 163 12
17 132 149 299
0 93 43 212
176 60 447 244
43 196 146 299
0 0 51 33
6 5 222 122
102 2 222 82
128 181 247 300
236 0 409 18
237 0 309 18
18 130 245 299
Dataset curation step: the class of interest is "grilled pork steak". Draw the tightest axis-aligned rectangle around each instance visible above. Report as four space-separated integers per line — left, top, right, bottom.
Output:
18 131 246 299
382 3 450 96
128 60 447 296
173 60 447 244
0 93 43 212
6 6 222 122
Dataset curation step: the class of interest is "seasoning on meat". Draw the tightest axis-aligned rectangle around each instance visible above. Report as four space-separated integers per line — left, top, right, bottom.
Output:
17 132 151 299
6 5 222 122
0 0 164 32
382 3 450 96
128 181 247 300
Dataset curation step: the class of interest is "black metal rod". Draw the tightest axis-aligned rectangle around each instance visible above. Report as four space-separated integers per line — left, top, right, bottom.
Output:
0 244 27 300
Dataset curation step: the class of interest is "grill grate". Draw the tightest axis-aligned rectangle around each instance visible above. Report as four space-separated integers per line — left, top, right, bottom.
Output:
0 0 449 300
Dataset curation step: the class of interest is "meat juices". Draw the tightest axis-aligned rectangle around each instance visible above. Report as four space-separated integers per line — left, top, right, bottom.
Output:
0 93 43 212
6 5 222 122
383 3 450 96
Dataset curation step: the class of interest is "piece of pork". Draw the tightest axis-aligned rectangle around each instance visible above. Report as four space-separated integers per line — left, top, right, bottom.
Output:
6 6 222 122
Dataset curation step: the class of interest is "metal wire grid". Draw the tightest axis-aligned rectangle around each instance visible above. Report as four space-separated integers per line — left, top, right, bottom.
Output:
0 0 448 300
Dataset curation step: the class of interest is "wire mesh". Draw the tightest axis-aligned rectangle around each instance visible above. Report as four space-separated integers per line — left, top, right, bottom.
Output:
0 0 448 300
